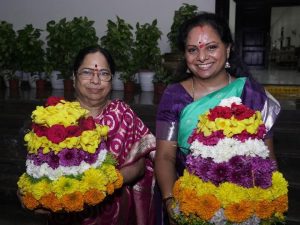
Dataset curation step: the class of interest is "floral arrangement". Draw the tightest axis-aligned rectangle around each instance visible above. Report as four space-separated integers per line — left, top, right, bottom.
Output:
173 97 288 225
18 96 123 212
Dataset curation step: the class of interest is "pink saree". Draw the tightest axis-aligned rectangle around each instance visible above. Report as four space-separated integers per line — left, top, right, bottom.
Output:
83 99 156 225
47 99 156 225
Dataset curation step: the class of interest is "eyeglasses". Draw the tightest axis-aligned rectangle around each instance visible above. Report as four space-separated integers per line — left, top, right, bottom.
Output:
77 68 112 82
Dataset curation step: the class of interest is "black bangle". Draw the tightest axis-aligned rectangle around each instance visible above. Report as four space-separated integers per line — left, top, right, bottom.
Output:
163 196 174 205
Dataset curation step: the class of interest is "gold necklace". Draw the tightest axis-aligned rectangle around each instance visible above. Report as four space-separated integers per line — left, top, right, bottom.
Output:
192 73 231 101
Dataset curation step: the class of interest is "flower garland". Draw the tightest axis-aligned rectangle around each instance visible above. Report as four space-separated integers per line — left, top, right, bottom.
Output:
18 96 123 212
173 97 288 225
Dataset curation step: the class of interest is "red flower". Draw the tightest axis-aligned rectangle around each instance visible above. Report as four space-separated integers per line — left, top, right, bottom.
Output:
66 125 81 137
208 106 232 120
80 116 96 131
47 124 67 144
231 104 255 120
32 123 48 137
45 96 64 107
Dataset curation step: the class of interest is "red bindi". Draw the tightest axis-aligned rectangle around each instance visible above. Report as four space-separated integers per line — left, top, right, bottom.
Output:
198 43 205 48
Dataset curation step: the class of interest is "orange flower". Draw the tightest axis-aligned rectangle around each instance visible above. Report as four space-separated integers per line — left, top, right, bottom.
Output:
107 183 115 195
22 193 39 210
225 200 253 223
180 189 199 215
255 200 275 219
84 189 106 206
196 194 221 221
272 195 288 213
114 171 123 189
173 180 181 200
61 192 84 212
40 193 63 212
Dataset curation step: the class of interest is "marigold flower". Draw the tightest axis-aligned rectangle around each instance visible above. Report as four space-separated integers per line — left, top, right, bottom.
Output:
113 171 123 188
196 194 220 221
22 193 39 210
273 195 288 213
40 193 63 212
61 192 84 212
255 200 275 219
224 200 253 223
84 189 106 205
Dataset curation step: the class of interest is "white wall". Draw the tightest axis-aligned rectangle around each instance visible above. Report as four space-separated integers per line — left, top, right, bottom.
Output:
270 6 300 49
0 0 215 53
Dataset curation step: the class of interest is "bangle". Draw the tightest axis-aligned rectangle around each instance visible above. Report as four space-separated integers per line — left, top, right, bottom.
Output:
163 195 174 204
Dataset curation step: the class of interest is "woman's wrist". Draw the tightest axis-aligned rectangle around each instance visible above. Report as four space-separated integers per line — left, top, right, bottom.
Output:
163 194 175 206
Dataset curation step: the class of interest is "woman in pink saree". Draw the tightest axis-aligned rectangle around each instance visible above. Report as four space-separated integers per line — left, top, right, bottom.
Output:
47 45 156 225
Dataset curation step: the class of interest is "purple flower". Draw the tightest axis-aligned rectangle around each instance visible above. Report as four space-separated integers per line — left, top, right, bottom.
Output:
207 162 230 185
47 151 59 169
186 155 212 182
58 149 81 166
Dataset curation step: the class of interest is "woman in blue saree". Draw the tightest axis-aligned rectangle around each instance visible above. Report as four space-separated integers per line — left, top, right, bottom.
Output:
154 13 280 225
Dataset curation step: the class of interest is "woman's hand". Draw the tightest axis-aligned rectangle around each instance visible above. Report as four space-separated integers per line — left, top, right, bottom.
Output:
120 157 145 185
164 197 177 225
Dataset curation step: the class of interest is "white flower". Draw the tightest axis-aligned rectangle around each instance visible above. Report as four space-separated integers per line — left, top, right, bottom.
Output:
26 149 107 180
190 138 269 163
219 97 242 107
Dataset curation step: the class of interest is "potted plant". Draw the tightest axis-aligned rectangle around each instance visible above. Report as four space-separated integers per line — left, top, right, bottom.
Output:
0 21 17 88
120 61 138 93
132 19 162 91
153 63 173 95
46 17 98 89
164 3 198 74
101 16 134 91
15 24 45 89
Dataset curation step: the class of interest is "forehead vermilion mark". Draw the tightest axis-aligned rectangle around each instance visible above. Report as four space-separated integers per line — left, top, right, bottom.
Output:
196 26 205 48
198 43 205 48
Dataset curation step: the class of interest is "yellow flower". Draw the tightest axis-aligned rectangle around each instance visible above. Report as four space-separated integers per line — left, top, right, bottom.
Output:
269 171 288 198
215 118 230 130
101 164 118 182
216 182 248 207
247 186 273 202
83 168 108 191
17 173 32 194
52 177 80 198
31 179 51 200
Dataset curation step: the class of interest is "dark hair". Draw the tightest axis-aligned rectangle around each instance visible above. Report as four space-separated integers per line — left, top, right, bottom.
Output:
73 45 115 75
176 12 250 81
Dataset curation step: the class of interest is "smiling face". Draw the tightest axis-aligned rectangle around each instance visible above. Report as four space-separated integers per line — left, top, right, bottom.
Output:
74 52 112 107
185 24 230 80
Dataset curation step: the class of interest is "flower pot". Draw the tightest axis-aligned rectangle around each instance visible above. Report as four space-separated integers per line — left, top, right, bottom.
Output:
50 71 64 89
123 81 136 93
9 79 20 90
63 79 74 91
36 79 46 90
138 71 154 91
112 71 124 91
154 82 167 95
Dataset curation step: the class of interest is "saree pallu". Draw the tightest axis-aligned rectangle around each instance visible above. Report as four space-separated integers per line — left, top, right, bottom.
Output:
48 100 156 225
156 76 280 172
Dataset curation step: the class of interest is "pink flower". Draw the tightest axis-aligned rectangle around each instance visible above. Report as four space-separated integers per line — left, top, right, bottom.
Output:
45 96 64 107
66 125 81 137
79 116 96 131
32 123 48 137
47 124 67 144
208 106 232 120
231 103 255 120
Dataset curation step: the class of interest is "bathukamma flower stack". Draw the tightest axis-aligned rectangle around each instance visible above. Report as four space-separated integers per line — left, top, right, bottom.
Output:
173 97 288 225
18 96 123 212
